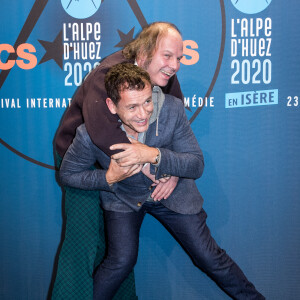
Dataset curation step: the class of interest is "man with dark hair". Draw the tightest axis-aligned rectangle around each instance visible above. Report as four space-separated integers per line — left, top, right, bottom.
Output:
52 22 183 299
60 63 265 300
104 63 152 105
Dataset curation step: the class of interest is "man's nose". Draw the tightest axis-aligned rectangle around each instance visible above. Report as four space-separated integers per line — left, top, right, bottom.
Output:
169 57 179 71
137 107 147 119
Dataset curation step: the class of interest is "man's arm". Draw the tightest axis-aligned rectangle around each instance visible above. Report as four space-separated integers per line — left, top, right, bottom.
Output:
82 54 130 157
154 103 204 180
59 125 141 191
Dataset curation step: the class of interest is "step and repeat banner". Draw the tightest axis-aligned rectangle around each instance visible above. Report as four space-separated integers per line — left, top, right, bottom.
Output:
1 0 299 299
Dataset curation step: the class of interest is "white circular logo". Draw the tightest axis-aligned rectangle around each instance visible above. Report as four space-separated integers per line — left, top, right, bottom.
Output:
231 0 272 14
61 0 102 19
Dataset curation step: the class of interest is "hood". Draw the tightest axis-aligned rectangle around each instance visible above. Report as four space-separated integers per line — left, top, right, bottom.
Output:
149 85 165 137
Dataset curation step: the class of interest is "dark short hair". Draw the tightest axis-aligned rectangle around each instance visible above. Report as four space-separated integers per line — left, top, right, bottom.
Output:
105 63 152 105
122 22 181 62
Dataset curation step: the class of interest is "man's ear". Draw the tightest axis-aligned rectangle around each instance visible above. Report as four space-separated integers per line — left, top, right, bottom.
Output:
106 98 117 114
136 51 147 67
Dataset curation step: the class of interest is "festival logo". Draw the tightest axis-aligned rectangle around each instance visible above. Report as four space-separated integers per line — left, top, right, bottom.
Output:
231 0 272 15
61 0 102 19
225 0 277 109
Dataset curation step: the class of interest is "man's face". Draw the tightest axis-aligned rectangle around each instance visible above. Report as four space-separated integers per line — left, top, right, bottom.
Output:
138 29 183 87
106 83 153 138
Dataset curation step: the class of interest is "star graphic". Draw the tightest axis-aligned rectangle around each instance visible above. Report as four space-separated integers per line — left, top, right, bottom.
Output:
115 27 135 48
38 31 65 69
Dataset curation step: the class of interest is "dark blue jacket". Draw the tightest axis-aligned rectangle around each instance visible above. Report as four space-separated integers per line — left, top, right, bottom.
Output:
59 95 204 214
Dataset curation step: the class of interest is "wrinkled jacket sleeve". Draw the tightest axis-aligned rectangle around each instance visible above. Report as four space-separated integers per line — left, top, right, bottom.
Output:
59 125 112 192
153 103 204 180
82 58 130 157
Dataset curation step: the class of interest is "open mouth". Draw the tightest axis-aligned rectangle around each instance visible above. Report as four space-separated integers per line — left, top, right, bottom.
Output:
135 119 148 126
161 70 174 77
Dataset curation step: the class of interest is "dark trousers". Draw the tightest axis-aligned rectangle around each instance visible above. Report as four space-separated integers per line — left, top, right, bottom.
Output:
52 153 137 300
93 202 264 300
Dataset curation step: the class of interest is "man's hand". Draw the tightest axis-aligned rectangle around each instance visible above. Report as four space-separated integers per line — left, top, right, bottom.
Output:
110 138 159 166
151 176 179 201
106 158 143 185
141 163 159 184
141 164 177 200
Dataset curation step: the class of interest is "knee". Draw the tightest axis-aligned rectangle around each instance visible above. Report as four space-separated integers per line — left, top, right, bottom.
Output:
118 253 138 272
196 247 233 274
117 249 138 271
103 250 138 274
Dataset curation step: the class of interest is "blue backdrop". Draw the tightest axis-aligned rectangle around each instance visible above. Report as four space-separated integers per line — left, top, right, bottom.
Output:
1 0 300 299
